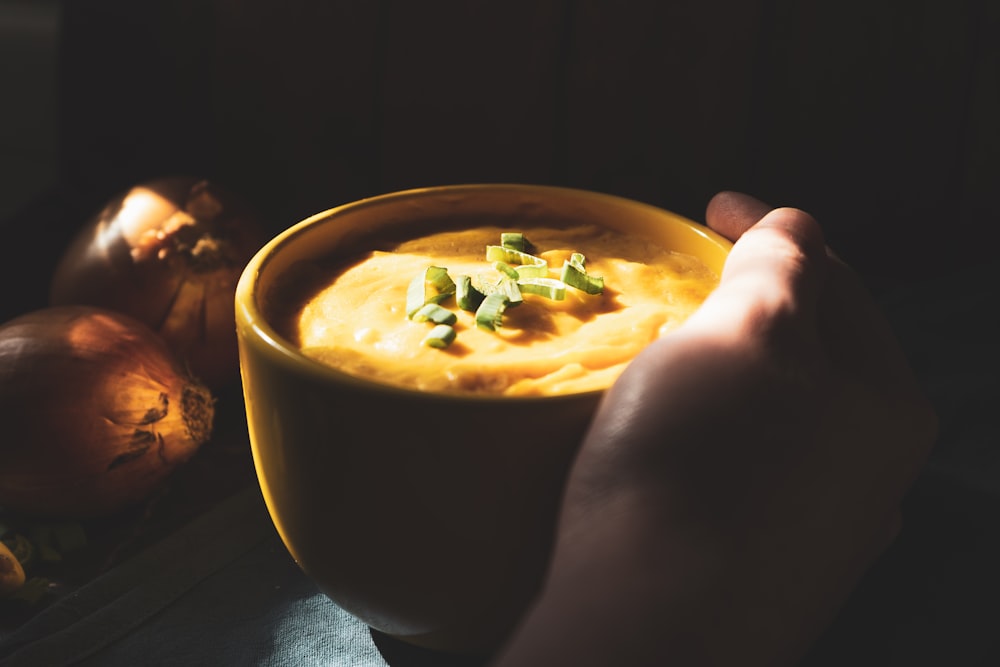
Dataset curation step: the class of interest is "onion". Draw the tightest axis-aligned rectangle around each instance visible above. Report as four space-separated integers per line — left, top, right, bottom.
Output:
0 540 25 596
0 306 214 519
49 176 269 389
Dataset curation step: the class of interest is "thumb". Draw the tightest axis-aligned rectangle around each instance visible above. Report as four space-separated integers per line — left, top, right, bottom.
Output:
705 191 775 241
686 206 829 341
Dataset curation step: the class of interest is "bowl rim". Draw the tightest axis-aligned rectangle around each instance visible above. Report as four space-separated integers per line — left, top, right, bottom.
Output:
235 183 732 404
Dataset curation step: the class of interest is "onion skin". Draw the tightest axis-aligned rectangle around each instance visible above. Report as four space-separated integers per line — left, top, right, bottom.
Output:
0 540 25 596
0 306 214 519
49 176 269 389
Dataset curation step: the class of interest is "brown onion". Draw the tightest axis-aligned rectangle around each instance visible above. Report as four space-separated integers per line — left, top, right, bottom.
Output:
0 540 25 596
49 176 269 389
0 306 214 519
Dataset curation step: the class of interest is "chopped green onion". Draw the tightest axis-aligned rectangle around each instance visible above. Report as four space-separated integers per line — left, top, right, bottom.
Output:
500 279 523 306
478 276 522 306
517 277 567 300
404 233 605 349
501 232 527 251
485 245 547 271
405 273 425 318
455 274 485 311
423 324 457 348
493 261 520 279
475 292 510 331
412 303 457 325
561 259 604 294
512 263 548 279
427 266 456 294
406 266 456 318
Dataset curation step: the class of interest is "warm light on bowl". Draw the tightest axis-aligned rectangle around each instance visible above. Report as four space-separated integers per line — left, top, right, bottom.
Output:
235 184 732 655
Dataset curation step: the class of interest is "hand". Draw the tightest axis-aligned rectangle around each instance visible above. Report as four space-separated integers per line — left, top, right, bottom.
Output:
492 192 938 666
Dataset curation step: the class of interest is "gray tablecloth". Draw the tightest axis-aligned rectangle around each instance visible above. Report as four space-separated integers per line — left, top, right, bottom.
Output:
1 260 997 667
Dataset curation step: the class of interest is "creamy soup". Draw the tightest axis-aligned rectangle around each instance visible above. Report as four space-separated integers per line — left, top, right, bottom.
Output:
276 223 719 396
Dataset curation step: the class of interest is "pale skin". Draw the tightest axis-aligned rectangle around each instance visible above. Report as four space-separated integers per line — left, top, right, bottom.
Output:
490 191 938 666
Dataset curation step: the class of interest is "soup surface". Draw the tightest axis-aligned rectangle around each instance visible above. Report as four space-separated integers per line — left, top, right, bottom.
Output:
279 223 719 396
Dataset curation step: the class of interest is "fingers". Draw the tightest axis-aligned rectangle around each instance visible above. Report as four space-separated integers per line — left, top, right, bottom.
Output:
688 206 829 340
704 191 937 473
705 191 775 241
726 207 828 280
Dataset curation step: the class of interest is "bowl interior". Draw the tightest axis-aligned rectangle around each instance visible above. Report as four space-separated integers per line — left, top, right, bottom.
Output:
239 183 732 388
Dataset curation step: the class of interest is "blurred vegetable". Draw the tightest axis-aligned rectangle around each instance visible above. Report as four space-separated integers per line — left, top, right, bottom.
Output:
29 522 87 563
2 533 33 569
0 539 25 596
49 176 268 389
0 306 214 518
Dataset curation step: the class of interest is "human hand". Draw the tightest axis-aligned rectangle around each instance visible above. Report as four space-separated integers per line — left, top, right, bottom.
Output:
492 192 938 666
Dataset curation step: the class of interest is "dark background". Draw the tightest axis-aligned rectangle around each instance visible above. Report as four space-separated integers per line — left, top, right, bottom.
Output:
0 0 58 226
1 1 998 665
2 0 997 322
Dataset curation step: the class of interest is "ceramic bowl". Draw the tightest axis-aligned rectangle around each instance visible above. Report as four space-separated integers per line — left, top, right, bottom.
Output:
234 184 732 655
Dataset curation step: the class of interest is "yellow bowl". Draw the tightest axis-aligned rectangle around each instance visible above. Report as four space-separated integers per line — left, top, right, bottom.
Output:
235 184 731 655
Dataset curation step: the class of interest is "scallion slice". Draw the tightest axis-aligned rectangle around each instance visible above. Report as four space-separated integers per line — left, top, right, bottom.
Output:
517 277 567 301
455 274 485 311
512 263 548 279
423 324 456 348
485 245 547 271
412 303 457 325
426 266 456 298
405 273 427 318
477 275 523 306
495 277 523 306
501 232 527 252
405 233 605 350
406 266 457 318
493 261 520 280
561 259 604 295
475 292 510 331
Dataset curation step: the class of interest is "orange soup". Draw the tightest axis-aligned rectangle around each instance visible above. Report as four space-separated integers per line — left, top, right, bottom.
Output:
277 223 719 396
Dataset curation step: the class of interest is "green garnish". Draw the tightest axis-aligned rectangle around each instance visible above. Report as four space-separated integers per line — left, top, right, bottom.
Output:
405 274 426 317
561 256 604 295
423 324 457 348
517 277 567 301
511 262 548 279
405 232 605 348
501 232 527 252
475 292 510 331
455 274 485 311
412 303 458 325
406 266 456 318
485 245 547 272
478 275 523 306
492 261 520 280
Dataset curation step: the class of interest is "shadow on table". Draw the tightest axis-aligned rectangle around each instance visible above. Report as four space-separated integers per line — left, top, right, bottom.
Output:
372 465 1000 667
370 630 488 667
802 467 1000 666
